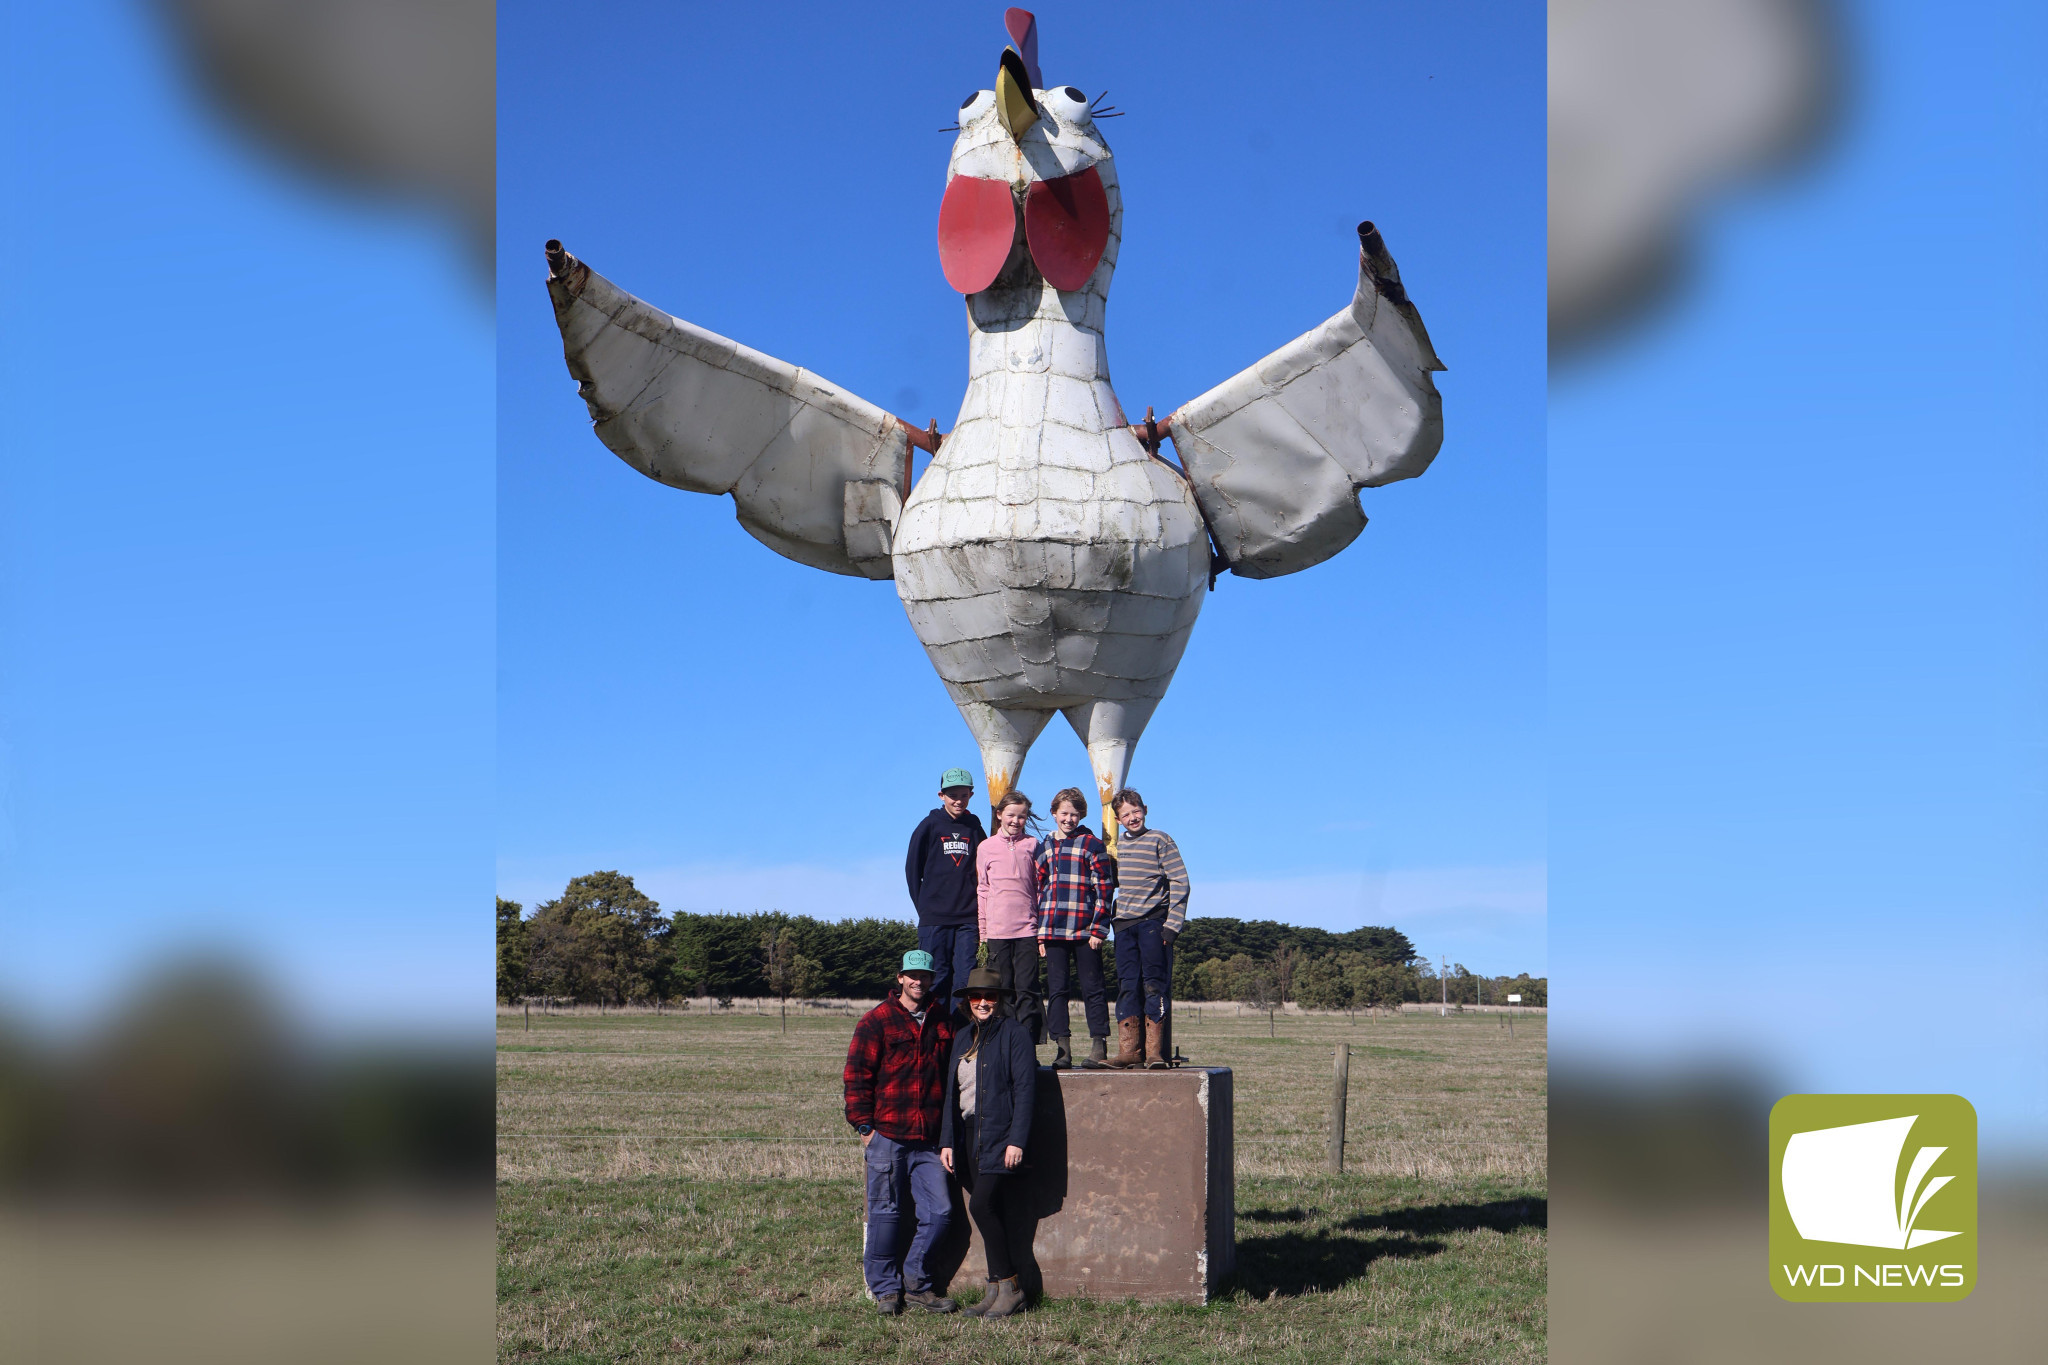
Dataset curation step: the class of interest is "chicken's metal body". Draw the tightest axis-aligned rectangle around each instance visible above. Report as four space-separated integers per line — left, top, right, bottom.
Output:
543 12 1444 820
894 98 1206 813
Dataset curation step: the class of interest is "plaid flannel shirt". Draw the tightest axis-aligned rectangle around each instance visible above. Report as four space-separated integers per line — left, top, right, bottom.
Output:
842 994 954 1142
1033 826 1114 942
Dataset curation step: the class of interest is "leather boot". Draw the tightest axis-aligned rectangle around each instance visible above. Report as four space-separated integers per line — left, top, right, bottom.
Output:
979 1275 1026 1319
1143 1016 1168 1069
903 1288 956 1313
1051 1037 1072 1070
1079 1035 1109 1069
1106 1017 1143 1068
958 1280 997 1316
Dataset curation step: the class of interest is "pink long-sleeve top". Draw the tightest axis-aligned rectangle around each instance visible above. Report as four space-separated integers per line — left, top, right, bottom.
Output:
976 832 1039 940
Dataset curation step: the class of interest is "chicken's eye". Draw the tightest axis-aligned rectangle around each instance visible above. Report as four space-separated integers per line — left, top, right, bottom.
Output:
1039 86 1092 125
961 93 978 110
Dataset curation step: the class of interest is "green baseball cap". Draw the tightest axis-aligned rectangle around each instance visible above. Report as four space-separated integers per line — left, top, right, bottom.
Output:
900 949 936 975
939 768 975 791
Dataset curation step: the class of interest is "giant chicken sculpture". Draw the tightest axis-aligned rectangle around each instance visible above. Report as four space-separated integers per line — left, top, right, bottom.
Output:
545 9 1443 839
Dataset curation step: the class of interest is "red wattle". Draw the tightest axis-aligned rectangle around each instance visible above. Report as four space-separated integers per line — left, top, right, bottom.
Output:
1025 165 1110 293
937 175 1017 295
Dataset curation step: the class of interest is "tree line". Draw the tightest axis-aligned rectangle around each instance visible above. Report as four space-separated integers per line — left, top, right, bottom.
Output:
496 871 1546 1011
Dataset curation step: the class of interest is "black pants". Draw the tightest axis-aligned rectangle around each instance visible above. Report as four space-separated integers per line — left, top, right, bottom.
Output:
1042 938 1108 1040
960 1119 1024 1281
984 936 1044 1043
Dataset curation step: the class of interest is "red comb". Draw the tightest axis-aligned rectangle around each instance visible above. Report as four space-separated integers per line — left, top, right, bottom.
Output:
1003 8 1041 91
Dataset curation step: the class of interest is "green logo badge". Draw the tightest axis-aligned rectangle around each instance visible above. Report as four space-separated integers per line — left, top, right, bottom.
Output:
1769 1094 1976 1302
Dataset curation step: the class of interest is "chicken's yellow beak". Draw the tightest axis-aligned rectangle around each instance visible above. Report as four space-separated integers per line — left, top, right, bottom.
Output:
996 48 1038 142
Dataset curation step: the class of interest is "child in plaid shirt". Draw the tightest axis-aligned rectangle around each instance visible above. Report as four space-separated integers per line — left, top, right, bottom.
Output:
1033 787 1115 1070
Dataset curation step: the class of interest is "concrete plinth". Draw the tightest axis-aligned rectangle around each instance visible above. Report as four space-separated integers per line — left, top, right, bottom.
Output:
951 1066 1234 1304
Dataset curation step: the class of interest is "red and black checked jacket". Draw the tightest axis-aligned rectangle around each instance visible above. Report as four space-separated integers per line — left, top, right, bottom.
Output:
842 994 954 1142
1034 826 1114 942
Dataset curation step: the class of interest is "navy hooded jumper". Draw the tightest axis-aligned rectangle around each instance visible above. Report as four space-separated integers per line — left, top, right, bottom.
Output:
906 807 987 927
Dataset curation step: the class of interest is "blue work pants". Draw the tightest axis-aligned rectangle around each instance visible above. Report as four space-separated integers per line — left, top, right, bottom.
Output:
1113 916 1171 1022
861 1133 952 1297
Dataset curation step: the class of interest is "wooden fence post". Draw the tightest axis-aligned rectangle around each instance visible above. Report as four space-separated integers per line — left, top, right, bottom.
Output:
1328 1042 1350 1173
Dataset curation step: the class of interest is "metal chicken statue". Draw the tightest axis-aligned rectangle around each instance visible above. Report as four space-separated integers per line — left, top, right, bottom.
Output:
545 9 1444 833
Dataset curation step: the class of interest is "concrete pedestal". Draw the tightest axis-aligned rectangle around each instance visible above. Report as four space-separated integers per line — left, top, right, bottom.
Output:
950 1066 1234 1304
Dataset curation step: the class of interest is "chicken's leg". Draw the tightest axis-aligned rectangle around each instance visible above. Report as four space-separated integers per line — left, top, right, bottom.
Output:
1062 698 1158 858
955 700 1053 822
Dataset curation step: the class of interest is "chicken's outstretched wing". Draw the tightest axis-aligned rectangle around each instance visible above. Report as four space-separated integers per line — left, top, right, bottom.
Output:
545 243 911 580
1169 224 1445 580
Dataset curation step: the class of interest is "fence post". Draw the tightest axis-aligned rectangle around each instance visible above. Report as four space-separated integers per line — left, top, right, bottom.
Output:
1327 1042 1350 1173
524 1000 529 1032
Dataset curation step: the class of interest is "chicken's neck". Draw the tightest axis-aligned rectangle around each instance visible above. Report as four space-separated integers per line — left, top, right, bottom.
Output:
964 283 1111 388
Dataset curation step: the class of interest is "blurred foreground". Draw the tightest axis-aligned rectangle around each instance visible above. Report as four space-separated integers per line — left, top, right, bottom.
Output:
152 0 494 271
1551 0 2048 1355
2 963 491 1363
1549 0 1839 356
5 6 495 1354
1553 1069 2048 1361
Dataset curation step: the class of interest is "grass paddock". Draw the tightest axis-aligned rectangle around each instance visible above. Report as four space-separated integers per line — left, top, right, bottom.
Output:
498 1003 1545 1363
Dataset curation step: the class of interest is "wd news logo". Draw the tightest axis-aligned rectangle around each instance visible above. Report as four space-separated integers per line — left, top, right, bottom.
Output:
1769 1094 1976 1302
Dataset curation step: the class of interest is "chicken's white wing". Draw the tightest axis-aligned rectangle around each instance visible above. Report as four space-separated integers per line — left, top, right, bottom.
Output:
1170 224 1445 580
546 244 911 580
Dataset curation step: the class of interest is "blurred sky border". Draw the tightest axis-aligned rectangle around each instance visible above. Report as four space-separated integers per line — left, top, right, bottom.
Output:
495 2 1548 976
1549 0 2048 1160
0 0 494 1034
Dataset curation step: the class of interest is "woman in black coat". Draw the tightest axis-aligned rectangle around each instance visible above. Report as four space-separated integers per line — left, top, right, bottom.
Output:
939 965 1037 1318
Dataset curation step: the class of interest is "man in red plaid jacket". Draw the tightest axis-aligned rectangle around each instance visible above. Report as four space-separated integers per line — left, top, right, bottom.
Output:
1033 787 1116 1070
843 949 958 1315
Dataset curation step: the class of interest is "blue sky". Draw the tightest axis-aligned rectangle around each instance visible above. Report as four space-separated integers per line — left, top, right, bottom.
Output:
0 1 493 1030
496 2 1547 975
1550 1 2048 1157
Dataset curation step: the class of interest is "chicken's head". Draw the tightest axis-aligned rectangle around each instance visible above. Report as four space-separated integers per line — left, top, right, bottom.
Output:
937 8 1120 302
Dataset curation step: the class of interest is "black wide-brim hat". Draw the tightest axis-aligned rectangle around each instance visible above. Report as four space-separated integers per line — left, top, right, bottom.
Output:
953 966 1013 999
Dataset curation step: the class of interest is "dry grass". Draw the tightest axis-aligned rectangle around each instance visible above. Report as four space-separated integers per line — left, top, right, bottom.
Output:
497 1005 1545 1363
497 1006 1544 1183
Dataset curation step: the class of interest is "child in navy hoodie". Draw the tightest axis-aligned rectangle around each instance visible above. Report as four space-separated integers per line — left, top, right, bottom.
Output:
905 767 986 1011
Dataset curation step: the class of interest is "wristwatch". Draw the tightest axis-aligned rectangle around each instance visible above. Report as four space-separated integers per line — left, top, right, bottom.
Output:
856 1124 873 1137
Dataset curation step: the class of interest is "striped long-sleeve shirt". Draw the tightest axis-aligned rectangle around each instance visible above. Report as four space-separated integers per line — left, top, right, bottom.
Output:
1112 826 1189 934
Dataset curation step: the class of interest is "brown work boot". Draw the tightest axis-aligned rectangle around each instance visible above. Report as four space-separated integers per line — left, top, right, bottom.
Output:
979 1275 1026 1319
1143 1016 1167 1069
1106 1017 1143 1068
903 1287 956 1314
873 1291 903 1316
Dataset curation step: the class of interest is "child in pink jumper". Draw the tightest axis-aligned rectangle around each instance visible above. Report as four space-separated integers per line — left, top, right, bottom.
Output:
976 791 1043 1044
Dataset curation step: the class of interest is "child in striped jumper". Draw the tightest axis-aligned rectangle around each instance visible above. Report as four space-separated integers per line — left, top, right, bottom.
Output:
1105 788 1189 1070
